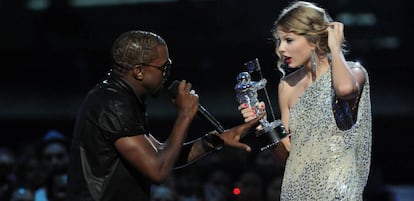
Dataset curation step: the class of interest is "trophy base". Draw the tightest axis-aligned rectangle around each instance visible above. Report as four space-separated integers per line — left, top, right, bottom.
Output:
256 119 288 151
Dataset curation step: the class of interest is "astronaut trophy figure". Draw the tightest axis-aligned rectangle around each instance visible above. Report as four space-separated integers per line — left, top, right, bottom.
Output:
235 69 288 151
235 72 267 115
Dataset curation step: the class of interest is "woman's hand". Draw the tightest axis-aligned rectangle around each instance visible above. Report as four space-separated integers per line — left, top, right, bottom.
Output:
327 22 344 54
238 101 266 122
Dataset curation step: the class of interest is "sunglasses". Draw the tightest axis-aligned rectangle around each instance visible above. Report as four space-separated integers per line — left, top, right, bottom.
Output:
140 58 172 78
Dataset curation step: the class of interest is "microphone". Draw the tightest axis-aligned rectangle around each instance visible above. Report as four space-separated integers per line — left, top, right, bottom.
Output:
167 80 225 133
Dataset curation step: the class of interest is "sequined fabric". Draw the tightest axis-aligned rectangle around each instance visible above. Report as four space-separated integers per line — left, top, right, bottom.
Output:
280 62 372 201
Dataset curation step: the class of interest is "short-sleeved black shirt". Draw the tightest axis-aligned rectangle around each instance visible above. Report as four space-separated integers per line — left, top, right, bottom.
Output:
67 75 151 201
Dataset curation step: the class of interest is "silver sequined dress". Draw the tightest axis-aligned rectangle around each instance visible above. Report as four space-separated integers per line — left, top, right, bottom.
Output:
280 62 372 201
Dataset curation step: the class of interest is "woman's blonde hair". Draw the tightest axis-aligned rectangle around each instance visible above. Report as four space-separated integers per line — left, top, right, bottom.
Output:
271 1 346 77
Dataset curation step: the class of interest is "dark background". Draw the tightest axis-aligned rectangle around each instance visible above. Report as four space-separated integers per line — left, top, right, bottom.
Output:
0 0 412 186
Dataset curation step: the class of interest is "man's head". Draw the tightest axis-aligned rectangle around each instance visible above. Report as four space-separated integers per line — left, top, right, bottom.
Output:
110 30 171 96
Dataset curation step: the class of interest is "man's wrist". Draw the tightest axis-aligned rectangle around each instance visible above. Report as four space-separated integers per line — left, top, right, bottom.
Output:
201 131 224 151
255 124 264 131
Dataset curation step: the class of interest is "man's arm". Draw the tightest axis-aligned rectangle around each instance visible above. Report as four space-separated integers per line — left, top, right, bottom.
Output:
115 113 195 184
173 113 265 169
114 80 199 184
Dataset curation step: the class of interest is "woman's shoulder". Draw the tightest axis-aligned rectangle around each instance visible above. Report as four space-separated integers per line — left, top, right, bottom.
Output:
347 60 369 75
346 61 370 86
346 61 366 70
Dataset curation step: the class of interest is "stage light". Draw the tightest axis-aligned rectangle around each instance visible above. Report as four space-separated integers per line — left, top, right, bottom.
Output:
233 187 241 195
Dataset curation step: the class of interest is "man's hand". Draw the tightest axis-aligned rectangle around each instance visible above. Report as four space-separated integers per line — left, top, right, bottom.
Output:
220 112 266 152
174 80 199 119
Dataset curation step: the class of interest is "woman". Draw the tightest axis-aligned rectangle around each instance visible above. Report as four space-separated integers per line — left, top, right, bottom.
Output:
239 1 372 200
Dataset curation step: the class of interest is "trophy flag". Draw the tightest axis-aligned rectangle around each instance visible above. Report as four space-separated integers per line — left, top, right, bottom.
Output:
243 58 261 73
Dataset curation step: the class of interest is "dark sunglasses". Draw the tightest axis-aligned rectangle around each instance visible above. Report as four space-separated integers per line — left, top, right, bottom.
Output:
140 58 172 77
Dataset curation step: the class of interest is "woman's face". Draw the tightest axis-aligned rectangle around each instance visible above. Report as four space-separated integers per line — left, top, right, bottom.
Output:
276 30 314 68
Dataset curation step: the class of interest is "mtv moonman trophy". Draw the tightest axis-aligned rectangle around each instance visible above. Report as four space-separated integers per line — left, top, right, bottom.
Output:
234 58 288 151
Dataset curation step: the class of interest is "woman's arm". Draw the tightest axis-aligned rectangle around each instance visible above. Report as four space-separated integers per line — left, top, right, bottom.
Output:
329 22 366 99
273 81 291 166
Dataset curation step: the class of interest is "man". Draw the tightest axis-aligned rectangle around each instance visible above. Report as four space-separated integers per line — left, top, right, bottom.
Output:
67 30 264 201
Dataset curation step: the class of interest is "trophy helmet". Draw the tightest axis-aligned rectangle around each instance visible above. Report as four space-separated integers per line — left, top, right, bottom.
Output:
236 72 251 82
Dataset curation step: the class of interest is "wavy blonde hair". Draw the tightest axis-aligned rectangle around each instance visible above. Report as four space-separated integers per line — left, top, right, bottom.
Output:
271 1 346 77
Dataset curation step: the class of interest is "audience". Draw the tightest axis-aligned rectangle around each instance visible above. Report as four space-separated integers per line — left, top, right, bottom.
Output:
233 170 264 201
45 170 68 201
14 145 46 191
30 129 70 201
0 146 17 201
9 185 35 201
203 168 232 201
151 185 177 201
4 127 395 201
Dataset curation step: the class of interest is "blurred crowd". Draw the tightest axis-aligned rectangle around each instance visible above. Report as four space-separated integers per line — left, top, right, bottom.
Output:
1 130 69 201
0 129 393 201
0 129 286 201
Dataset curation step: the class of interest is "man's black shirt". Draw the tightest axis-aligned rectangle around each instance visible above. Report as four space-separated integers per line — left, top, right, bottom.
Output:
67 75 152 201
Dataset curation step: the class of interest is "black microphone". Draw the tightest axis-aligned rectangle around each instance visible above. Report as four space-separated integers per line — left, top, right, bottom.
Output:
167 80 225 133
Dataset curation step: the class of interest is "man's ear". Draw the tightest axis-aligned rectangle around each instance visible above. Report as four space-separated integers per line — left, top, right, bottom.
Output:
133 65 144 80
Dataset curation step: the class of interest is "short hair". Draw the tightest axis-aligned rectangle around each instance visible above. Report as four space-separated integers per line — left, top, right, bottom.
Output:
110 30 166 75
